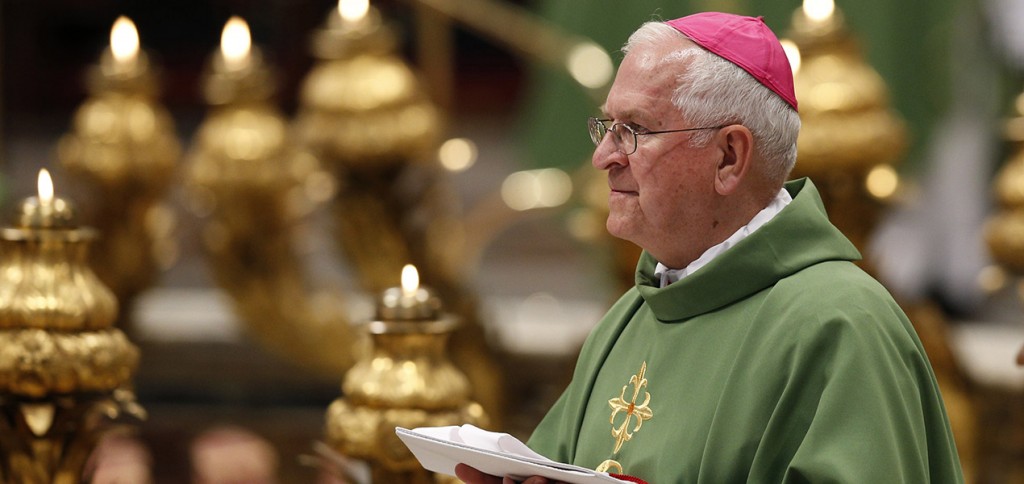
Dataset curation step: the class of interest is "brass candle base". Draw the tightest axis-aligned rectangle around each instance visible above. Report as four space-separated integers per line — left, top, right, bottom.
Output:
0 390 144 484
325 305 486 482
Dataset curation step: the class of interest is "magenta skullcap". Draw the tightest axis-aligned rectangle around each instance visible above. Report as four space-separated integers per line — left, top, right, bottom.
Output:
665 12 798 111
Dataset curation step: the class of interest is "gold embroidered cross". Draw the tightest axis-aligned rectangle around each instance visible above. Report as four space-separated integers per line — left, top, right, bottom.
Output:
607 361 653 453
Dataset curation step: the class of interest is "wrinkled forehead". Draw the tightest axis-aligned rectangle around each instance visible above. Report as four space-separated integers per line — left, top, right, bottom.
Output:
621 39 700 96
629 36 699 69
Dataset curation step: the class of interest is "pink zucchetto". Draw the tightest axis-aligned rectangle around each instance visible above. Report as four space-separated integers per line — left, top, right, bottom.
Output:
665 12 798 111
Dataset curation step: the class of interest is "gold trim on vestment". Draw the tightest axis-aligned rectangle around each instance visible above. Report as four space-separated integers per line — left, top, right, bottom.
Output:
600 360 654 474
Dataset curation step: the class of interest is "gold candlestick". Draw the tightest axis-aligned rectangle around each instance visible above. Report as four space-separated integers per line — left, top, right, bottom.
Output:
56 16 180 331
295 0 506 425
325 264 486 484
0 170 144 483
294 0 445 291
184 16 354 373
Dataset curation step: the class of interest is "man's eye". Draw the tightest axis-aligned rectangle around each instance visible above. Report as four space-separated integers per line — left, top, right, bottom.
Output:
626 123 648 134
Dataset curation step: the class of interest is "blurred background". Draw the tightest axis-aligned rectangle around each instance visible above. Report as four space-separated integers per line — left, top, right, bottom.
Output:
0 0 1022 482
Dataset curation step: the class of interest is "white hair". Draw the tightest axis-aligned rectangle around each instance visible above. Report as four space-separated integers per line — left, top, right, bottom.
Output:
622 21 800 183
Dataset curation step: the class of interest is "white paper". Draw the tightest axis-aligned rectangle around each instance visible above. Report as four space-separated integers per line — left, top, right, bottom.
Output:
396 425 629 483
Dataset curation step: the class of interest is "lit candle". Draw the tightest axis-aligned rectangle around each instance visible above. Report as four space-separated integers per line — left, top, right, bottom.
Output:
17 169 77 229
109 16 140 74
310 0 389 58
89 15 154 94
802 0 835 23
220 16 252 71
338 0 370 27
401 264 419 298
377 264 442 320
201 15 273 105
789 0 845 48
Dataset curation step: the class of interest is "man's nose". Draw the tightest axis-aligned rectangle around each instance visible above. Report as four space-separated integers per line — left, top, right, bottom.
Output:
592 135 627 170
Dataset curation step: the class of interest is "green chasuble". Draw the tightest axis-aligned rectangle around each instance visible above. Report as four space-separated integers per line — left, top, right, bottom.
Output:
527 178 964 483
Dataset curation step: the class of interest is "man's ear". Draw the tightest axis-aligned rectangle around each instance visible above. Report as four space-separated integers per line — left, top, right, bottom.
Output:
714 125 754 196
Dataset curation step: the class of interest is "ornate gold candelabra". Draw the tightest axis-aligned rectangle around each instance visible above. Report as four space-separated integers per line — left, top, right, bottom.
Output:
184 17 354 372
785 0 907 253
325 264 486 484
56 16 180 331
0 170 144 484
292 0 504 420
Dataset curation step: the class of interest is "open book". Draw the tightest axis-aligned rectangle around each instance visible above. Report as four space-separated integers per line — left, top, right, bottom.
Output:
396 425 630 483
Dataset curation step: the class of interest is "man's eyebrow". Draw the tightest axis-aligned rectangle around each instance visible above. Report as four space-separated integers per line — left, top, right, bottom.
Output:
600 107 642 122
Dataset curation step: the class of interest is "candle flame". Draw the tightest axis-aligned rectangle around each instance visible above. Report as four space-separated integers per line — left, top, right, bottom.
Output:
110 16 140 62
802 0 835 22
780 39 801 73
401 264 419 295
220 16 251 66
38 169 54 204
338 0 369 23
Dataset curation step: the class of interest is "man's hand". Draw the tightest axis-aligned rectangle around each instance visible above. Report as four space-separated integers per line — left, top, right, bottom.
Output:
454 463 559 484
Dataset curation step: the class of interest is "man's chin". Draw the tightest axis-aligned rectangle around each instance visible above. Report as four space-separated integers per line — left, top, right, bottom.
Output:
605 219 637 244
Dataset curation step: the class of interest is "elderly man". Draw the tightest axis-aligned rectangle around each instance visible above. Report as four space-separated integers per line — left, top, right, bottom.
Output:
458 11 963 484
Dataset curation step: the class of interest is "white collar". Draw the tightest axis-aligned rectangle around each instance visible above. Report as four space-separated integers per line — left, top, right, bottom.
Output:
655 187 792 288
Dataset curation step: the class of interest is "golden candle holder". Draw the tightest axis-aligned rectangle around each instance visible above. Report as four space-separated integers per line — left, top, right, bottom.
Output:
785 0 907 253
291 0 505 422
56 16 181 331
184 17 354 372
0 170 144 483
294 0 449 291
985 90 1024 275
325 264 487 484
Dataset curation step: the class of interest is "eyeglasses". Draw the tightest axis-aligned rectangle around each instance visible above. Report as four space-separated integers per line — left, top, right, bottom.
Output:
588 117 727 155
